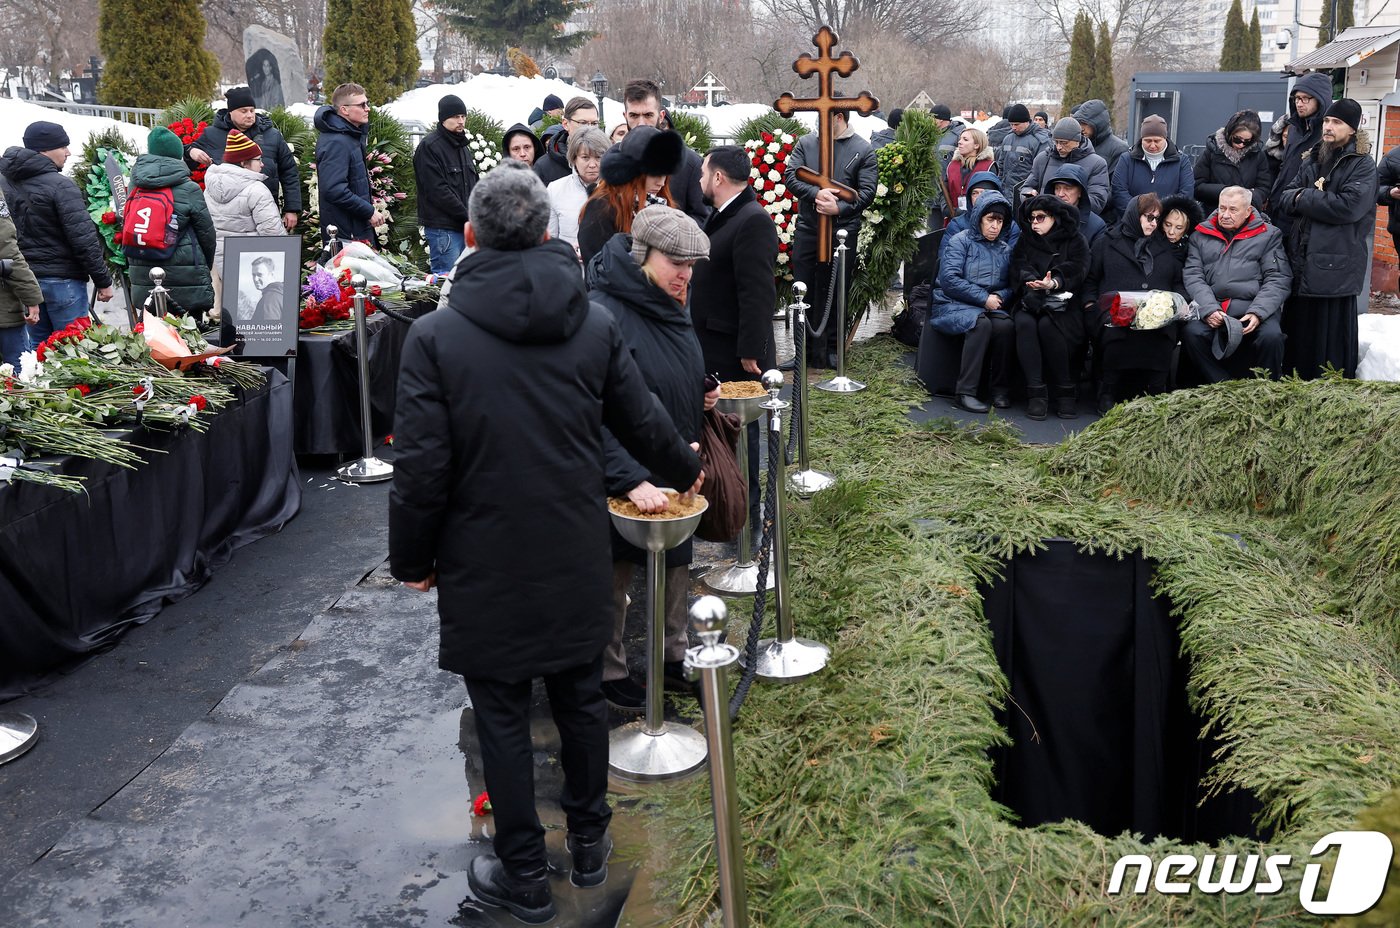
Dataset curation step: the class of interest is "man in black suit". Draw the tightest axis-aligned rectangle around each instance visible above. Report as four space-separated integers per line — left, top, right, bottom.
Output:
691 145 779 532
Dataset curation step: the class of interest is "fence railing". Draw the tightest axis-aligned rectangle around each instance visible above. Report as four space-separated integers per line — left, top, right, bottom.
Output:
25 100 165 128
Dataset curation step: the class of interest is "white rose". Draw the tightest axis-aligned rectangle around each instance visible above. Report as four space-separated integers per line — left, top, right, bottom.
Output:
767 169 780 182
876 183 888 197
763 154 774 164
750 167 761 179
781 133 794 143
776 253 789 264
774 183 786 196
767 142 780 152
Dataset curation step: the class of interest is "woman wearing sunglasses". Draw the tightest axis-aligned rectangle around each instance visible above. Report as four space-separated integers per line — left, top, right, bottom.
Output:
1193 110 1274 215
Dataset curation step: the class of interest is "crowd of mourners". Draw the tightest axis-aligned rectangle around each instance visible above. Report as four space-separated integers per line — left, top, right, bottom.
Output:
921 75 1382 418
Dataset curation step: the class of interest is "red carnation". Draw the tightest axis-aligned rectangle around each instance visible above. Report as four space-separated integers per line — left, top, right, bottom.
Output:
132 385 144 396
101 211 117 225
188 395 207 411
73 384 91 396
133 323 144 333
472 791 492 816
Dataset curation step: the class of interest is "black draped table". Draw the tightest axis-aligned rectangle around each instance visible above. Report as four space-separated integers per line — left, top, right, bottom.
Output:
293 304 431 456
0 370 301 700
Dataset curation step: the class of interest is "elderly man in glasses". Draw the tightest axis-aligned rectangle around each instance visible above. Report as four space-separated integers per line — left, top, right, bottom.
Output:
314 82 383 245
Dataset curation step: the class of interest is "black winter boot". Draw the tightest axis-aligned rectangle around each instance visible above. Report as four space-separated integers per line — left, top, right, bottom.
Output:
467 855 556 924
568 829 614 888
1026 385 1049 421
1055 385 1080 419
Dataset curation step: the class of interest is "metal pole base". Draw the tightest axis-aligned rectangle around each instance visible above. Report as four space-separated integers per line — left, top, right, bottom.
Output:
608 721 708 782
336 456 394 483
702 561 775 596
788 468 835 497
815 376 866 393
744 637 830 682
0 711 39 765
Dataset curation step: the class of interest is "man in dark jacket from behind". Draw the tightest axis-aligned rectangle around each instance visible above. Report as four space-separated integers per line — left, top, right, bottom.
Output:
869 108 901 149
413 93 478 274
314 82 378 243
389 160 702 925
0 121 114 345
187 86 302 230
1265 71 1333 227
691 144 779 530
1277 98 1377 379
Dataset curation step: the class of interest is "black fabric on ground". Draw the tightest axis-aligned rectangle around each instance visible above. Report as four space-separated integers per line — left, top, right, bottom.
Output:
0 370 300 699
981 540 1263 843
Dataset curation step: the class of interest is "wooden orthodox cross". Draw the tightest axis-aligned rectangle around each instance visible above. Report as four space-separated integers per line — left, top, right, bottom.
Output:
774 27 878 263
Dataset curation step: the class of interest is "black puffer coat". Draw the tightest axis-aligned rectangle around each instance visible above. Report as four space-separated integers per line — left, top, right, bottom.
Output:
1279 129 1378 296
1194 122 1275 214
388 237 701 683
413 124 478 231
190 110 302 213
1376 141 1400 242
313 105 373 241
0 146 112 287
1265 71 1332 217
587 232 706 568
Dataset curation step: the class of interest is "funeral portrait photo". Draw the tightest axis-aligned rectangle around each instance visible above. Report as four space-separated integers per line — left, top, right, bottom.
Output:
221 235 300 357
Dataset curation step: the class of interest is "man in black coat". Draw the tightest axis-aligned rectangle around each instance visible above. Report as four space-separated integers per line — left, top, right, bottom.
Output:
314 82 378 243
1265 71 1332 229
785 107 878 367
413 93 479 274
389 161 702 924
1277 98 1377 379
622 78 711 224
0 121 114 345
692 145 779 531
186 86 302 230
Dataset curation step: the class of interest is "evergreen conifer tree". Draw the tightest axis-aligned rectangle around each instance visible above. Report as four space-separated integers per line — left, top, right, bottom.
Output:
1319 0 1355 45
97 0 218 108
1249 9 1263 69
1220 0 1251 70
1062 12 1095 112
1089 21 1115 114
438 0 594 56
323 0 420 103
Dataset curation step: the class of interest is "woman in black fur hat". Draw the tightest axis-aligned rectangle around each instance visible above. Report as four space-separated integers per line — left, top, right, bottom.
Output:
577 126 684 266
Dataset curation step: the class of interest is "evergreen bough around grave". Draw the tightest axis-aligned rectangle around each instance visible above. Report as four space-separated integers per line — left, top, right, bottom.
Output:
646 344 1400 926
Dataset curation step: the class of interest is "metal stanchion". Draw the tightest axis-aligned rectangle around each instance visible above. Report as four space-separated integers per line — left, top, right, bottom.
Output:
147 267 170 318
703 388 774 596
816 229 865 394
786 282 834 498
608 494 710 781
744 371 829 682
0 711 38 765
336 275 394 483
319 225 342 267
684 596 750 928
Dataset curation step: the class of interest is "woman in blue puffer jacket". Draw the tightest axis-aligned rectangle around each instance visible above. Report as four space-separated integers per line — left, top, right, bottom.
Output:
929 191 1015 413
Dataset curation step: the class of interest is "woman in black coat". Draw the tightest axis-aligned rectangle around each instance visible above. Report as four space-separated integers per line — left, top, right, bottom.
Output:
1011 194 1090 419
587 205 717 712
1194 110 1274 215
1084 193 1187 411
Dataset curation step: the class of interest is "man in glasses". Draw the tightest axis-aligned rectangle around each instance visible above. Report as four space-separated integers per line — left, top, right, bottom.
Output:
1264 72 1332 230
1193 110 1274 215
1023 118 1109 215
314 82 381 244
534 96 599 185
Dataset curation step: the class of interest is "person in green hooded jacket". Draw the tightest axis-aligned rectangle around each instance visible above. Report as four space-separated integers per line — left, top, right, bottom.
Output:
125 126 217 317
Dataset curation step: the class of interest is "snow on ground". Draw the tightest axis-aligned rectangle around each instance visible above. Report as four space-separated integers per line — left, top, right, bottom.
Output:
0 96 149 161
381 77 886 142
1358 313 1400 381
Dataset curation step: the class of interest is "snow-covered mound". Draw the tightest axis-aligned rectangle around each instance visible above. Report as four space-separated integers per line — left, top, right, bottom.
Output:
0 97 149 161
1358 313 1400 381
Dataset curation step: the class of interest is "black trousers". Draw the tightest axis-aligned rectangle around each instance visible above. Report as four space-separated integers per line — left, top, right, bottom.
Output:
792 222 859 362
463 655 612 874
1014 310 1082 389
956 313 1014 395
1181 315 1284 383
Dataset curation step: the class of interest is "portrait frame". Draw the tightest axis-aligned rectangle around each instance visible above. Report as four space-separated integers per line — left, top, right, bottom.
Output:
220 235 301 359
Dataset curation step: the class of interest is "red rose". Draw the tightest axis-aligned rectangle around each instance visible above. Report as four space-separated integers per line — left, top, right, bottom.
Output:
188 395 207 411
101 211 117 225
133 323 144 333
762 132 773 143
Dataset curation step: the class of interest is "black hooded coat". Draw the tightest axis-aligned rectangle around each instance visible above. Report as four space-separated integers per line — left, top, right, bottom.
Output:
1085 195 1187 371
388 238 701 682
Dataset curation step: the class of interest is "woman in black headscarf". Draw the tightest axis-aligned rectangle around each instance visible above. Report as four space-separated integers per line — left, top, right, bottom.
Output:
1084 193 1188 412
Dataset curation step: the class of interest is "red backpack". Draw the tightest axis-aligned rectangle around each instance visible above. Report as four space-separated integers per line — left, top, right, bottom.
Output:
119 186 183 260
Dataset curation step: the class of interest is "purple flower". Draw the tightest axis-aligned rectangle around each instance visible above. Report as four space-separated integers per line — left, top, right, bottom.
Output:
303 269 340 302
